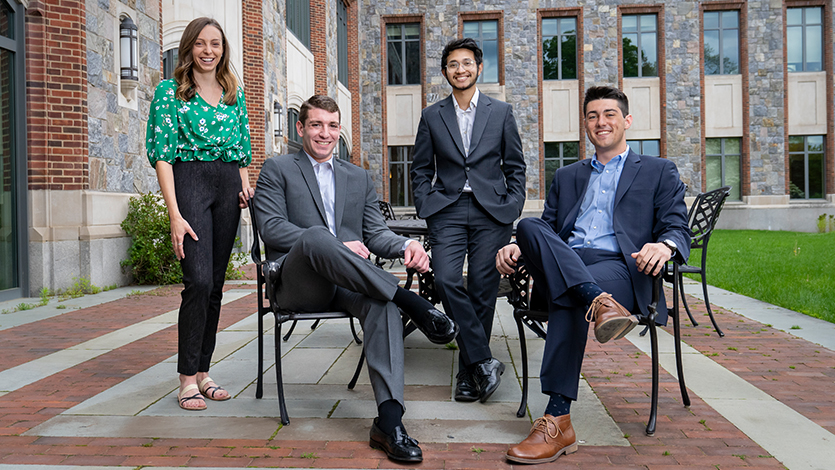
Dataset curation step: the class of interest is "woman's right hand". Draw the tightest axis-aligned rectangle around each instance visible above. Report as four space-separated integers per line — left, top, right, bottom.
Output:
170 215 198 260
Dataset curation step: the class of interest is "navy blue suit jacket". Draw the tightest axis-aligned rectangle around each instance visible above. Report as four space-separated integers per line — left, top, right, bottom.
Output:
542 149 690 322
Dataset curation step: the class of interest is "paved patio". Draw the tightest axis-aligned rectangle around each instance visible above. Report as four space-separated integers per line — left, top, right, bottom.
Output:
1 263 833 469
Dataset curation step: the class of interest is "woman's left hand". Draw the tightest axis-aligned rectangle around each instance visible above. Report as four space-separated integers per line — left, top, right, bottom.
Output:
239 185 255 208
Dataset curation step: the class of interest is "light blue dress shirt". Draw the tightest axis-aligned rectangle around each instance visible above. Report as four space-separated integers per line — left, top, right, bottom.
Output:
567 148 630 253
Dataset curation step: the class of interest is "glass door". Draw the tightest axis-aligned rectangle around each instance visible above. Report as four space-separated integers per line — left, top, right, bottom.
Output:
0 0 26 301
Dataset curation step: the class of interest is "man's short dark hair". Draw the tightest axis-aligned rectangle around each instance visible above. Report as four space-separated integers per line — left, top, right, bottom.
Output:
299 95 341 125
441 38 483 71
583 86 629 117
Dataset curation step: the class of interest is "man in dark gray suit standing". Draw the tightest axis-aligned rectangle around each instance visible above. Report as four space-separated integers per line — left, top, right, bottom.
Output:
411 39 526 403
253 95 457 463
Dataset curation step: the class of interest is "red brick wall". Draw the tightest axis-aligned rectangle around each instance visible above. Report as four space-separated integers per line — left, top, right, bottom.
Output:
25 0 89 190
348 0 360 166
311 0 327 95
242 0 265 185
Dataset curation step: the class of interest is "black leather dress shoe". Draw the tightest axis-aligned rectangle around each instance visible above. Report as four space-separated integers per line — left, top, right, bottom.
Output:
473 358 505 403
369 419 423 462
454 369 479 402
411 308 459 344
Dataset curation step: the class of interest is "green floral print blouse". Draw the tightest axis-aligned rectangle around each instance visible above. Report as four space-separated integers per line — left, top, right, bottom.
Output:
146 79 252 168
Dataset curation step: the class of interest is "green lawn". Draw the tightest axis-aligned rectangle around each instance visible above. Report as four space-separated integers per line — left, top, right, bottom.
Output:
687 230 835 323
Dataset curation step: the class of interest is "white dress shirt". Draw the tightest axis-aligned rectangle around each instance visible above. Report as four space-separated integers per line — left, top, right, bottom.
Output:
306 153 337 236
453 88 480 193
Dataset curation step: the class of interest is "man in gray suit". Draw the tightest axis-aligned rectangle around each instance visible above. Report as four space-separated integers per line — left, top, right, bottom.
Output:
411 38 526 403
253 95 457 463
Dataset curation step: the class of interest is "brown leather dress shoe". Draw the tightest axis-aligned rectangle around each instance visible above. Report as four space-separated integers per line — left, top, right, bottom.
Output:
506 414 578 464
586 293 638 343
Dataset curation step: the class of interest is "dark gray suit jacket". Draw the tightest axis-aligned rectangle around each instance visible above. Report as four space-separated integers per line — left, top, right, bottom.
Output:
253 151 407 262
410 93 526 224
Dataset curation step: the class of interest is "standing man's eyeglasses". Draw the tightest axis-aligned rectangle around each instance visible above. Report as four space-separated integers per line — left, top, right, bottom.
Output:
446 59 477 71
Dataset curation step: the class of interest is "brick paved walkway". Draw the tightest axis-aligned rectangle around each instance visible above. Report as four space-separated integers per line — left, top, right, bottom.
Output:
0 263 831 469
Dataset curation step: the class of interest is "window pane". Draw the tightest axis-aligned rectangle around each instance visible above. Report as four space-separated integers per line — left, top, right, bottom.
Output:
623 33 639 77
404 24 420 39
808 153 824 199
405 40 420 84
642 140 659 156
641 32 657 77
640 15 656 32
706 155 723 191
543 35 559 80
788 154 806 199
463 22 478 37
481 20 497 38
387 24 401 38
725 155 740 200
721 11 738 28
722 30 739 74
561 34 577 79
542 18 558 37
704 11 719 30
0 1 12 39
387 41 403 84
805 7 821 25
627 141 640 154
704 30 720 75
786 8 802 26
805 25 822 72
788 135 805 152
559 17 576 35
622 15 637 32
724 137 740 155
786 26 802 72
705 138 721 155
807 135 824 152
564 142 579 161
482 39 498 83
389 146 414 206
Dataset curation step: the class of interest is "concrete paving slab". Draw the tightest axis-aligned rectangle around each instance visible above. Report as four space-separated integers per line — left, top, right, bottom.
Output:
332 399 523 421
0 349 101 392
24 415 281 440
403 348 455 386
281 347 344 384
293 320 357 349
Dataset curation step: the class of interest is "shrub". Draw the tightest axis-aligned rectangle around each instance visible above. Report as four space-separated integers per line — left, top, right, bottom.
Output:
121 192 249 285
121 192 183 285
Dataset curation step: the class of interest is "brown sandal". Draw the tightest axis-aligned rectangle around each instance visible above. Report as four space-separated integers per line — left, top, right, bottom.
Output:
177 384 207 411
199 376 231 401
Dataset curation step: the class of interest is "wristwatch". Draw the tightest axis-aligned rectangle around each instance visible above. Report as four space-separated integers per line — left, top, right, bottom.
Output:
661 239 677 256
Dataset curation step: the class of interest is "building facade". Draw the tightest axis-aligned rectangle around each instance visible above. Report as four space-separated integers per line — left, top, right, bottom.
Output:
1 0 832 300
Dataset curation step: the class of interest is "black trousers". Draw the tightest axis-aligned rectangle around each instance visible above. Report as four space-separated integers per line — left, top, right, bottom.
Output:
426 193 513 368
515 217 634 401
174 160 242 375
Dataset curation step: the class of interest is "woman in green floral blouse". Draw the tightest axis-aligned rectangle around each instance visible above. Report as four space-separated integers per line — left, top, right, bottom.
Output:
146 17 253 411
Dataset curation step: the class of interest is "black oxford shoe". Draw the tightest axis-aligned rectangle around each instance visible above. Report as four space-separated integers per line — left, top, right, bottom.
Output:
369 419 423 462
412 308 459 344
474 358 505 403
454 369 480 402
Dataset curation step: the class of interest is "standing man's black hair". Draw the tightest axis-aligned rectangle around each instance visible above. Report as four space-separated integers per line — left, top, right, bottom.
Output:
441 38 483 71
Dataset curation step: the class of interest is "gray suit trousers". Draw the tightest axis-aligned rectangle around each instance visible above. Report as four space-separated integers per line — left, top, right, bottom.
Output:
274 226 405 409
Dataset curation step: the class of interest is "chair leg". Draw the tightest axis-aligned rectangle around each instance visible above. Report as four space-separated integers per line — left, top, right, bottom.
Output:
646 320 659 436
311 319 321 330
275 321 289 425
700 272 724 337
348 348 365 390
514 312 530 418
349 318 362 345
678 272 699 327
256 312 264 399
671 298 691 407
283 319 298 342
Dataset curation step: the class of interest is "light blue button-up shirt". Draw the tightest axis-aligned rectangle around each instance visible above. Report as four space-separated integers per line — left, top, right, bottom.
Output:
567 148 630 253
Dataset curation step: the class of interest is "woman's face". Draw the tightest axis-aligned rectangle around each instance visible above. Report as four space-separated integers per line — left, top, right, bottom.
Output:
191 25 224 74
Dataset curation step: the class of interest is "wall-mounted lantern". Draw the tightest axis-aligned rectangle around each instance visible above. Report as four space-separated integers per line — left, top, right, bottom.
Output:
273 101 284 138
120 16 139 83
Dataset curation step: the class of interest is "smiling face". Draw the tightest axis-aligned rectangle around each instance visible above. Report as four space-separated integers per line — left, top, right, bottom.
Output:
191 25 224 75
584 98 633 161
442 48 482 92
298 107 341 162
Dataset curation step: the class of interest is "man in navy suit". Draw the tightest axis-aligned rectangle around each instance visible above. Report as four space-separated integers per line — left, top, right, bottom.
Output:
496 86 690 464
411 38 526 404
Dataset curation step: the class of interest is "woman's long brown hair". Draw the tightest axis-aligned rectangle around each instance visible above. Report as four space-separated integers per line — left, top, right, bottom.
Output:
173 17 238 106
